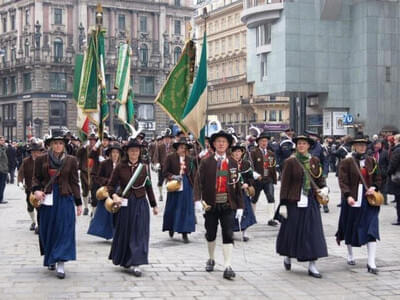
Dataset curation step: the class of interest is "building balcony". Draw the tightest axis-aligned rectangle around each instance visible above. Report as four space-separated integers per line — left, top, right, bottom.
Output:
241 0 284 29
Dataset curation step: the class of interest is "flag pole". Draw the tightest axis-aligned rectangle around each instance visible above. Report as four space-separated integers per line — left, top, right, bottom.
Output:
202 8 209 137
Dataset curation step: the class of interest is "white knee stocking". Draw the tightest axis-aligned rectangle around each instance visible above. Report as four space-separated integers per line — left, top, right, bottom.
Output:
367 242 377 269
347 244 353 262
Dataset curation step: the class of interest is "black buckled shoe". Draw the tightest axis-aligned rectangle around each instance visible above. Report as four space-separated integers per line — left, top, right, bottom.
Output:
56 271 65 279
205 259 215 272
284 260 291 271
323 205 330 213
132 267 142 277
223 267 236 280
29 223 36 231
48 264 56 271
267 220 278 227
169 230 174 238
367 264 379 275
83 208 89 216
182 233 189 244
242 236 249 242
347 260 356 266
308 270 322 279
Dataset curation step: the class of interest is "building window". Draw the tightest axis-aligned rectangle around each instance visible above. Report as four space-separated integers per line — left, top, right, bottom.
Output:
174 0 181 6
3 103 17 140
175 20 181 35
23 73 32 92
10 76 16 94
54 38 63 62
235 34 240 49
256 23 271 47
139 76 154 95
139 44 148 66
278 110 283 121
105 74 111 92
269 110 277 121
260 53 268 81
137 104 154 120
173 47 182 65
221 38 225 53
139 16 147 32
385 66 391 82
24 101 32 139
49 101 67 126
2 16 7 33
25 8 30 25
2 46 7 64
54 8 62 25
2 78 7 95
118 14 125 31
10 14 15 31
24 39 30 57
11 48 16 63
50 72 66 91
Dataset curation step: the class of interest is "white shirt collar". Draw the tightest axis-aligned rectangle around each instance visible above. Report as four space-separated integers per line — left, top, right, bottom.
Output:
215 153 226 161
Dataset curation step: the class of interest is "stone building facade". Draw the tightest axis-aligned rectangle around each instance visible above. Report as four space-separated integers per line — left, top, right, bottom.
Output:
0 0 193 141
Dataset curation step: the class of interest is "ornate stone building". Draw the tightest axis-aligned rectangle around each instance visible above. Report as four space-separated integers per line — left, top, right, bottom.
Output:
0 0 193 141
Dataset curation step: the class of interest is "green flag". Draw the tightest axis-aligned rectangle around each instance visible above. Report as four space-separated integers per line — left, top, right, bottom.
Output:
114 43 135 125
155 40 196 132
182 34 207 146
97 29 109 139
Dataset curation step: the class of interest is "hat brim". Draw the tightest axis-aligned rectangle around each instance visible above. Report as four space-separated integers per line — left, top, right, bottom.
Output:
256 135 270 143
350 139 371 145
173 142 193 150
105 146 123 156
293 136 315 147
231 146 246 152
210 132 233 150
45 137 68 146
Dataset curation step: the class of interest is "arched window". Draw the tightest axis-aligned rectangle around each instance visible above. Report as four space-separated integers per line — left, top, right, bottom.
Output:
54 38 63 62
139 44 148 66
173 47 181 65
24 39 29 57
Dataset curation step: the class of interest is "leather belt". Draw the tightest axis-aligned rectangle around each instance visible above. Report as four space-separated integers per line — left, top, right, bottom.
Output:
215 193 228 203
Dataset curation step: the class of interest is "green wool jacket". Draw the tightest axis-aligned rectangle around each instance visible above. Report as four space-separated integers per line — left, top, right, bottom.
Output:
0 145 8 174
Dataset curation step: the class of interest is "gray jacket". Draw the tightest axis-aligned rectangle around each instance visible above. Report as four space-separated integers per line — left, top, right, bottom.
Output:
0 145 9 174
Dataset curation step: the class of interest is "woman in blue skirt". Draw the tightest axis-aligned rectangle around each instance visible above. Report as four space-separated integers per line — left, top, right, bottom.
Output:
276 135 329 278
336 134 382 274
32 132 82 279
88 143 122 240
107 139 158 277
162 137 196 243
230 143 256 241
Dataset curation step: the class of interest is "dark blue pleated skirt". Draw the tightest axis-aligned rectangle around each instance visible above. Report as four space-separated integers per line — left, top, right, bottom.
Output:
87 199 114 240
39 184 76 266
276 193 328 262
109 195 150 267
336 190 380 247
162 175 195 234
233 194 257 231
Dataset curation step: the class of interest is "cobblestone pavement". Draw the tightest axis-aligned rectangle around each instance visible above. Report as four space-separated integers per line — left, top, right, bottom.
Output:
1 172 400 300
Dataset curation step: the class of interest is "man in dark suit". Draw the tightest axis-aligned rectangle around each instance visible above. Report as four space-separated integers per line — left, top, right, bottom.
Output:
6 141 17 184
199 131 244 280
251 131 278 226
153 132 174 201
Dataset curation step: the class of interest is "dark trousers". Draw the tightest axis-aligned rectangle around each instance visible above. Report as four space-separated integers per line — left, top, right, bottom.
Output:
25 191 34 212
90 187 98 208
8 167 15 184
0 172 6 202
157 169 164 187
253 180 275 204
204 204 234 244
396 194 400 222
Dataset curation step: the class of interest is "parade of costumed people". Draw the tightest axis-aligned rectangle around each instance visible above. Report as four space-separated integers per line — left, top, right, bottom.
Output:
17 142 45 234
335 133 383 275
250 131 278 226
162 136 196 243
230 142 257 241
276 134 329 278
199 130 244 280
31 132 82 279
107 138 158 277
87 142 123 240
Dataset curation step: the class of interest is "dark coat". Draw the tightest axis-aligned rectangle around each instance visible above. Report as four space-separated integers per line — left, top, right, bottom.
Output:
250 148 277 184
6 145 17 169
199 154 244 210
387 144 400 195
163 153 195 187
107 161 157 207
338 155 382 200
280 155 326 204
31 154 82 206
153 143 174 168
93 158 115 187
17 156 35 192
310 141 329 177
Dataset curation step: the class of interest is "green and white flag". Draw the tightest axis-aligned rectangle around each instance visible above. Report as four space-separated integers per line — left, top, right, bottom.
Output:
155 40 196 132
115 42 135 125
181 34 207 146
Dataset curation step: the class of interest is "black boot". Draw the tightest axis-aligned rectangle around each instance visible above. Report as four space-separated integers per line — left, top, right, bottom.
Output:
205 259 215 272
223 267 236 280
169 230 174 238
182 233 189 243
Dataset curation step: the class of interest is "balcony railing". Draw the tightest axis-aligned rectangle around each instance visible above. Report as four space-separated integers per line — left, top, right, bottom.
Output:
244 0 284 9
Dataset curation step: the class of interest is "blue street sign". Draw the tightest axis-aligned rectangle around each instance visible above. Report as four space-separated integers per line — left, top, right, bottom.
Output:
343 114 354 125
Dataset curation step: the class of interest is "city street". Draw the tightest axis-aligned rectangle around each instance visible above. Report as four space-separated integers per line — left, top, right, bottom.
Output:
1 172 400 300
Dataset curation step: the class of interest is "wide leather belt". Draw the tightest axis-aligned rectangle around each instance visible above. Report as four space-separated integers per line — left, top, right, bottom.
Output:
215 193 228 203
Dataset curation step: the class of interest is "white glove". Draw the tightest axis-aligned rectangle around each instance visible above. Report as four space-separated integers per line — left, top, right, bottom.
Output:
253 171 261 180
318 187 329 198
195 201 203 213
345 152 352 159
17 182 25 190
235 209 244 221
279 205 288 219
99 155 105 162
154 163 161 171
